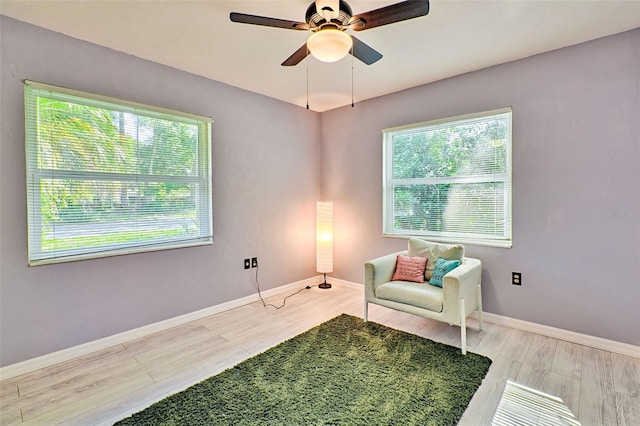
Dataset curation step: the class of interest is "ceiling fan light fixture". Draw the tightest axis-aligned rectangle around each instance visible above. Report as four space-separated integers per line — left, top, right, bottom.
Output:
307 29 352 63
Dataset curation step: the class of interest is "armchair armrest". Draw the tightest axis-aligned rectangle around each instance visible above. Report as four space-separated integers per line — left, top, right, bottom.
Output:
442 257 482 318
364 250 406 300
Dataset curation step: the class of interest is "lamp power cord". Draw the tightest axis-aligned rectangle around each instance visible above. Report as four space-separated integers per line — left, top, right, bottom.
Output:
254 264 316 310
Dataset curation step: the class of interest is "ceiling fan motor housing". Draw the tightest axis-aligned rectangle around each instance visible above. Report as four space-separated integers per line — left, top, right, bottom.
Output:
305 0 353 31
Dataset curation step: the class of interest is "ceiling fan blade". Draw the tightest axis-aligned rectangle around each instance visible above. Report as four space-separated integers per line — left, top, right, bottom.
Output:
349 0 429 31
230 12 309 31
351 36 383 65
281 43 310 66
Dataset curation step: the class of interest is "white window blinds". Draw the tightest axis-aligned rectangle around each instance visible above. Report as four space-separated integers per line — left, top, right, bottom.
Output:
24 81 213 265
383 108 512 248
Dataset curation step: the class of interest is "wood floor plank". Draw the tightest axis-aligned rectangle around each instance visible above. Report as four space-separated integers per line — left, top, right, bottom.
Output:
1 282 635 425
9 344 127 391
0 381 19 411
16 349 143 421
255 286 335 317
65 345 253 426
195 302 270 332
552 340 583 381
144 339 250 382
16 348 139 396
500 328 535 363
615 391 640 426
20 364 155 421
260 292 351 325
473 323 513 360
0 381 22 425
123 322 215 356
218 316 295 342
515 334 557 390
0 380 19 399
20 369 155 425
434 318 485 352
544 371 581 419
611 352 640 397
413 317 451 340
433 324 463 350
133 331 227 367
0 408 22 426
578 346 617 426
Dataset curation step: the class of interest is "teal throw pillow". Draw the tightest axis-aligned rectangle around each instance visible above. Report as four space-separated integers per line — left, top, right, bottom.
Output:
429 257 461 288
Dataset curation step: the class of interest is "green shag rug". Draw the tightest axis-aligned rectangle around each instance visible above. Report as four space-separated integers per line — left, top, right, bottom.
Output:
116 314 491 425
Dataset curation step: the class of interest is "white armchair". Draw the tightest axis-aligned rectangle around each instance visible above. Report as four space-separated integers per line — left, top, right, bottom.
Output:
364 238 483 354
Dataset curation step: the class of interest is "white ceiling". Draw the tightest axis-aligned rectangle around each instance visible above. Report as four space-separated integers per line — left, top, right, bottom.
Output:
2 1 639 112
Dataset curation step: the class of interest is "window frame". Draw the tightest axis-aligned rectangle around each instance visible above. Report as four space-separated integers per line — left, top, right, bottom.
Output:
24 80 213 265
382 107 512 248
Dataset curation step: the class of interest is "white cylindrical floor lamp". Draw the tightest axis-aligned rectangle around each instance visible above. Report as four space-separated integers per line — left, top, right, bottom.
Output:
316 201 333 289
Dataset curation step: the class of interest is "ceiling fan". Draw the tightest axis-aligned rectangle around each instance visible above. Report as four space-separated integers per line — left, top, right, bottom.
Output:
230 0 430 66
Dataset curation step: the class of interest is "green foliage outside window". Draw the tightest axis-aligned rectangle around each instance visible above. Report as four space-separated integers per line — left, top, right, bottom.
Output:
384 109 512 247
37 99 197 226
25 82 212 264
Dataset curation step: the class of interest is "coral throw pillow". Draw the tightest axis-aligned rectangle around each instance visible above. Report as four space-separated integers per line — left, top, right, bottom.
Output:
392 255 427 283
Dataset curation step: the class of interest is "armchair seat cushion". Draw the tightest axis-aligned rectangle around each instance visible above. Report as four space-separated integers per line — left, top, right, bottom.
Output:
375 281 443 313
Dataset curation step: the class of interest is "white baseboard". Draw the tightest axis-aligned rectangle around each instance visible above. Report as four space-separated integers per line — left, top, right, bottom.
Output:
334 279 639 359
3 276 637 380
472 311 640 359
325 277 363 291
0 275 325 381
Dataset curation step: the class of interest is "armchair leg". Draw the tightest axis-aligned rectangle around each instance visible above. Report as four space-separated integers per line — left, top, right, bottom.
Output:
364 300 368 322
477 284 484 331
460 298 467 355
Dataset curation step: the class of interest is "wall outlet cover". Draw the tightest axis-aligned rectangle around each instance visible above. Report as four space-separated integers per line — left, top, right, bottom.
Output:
512 272 522 285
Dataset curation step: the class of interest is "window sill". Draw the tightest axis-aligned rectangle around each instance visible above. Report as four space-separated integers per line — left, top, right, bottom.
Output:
382 233 512 249
28 238 213 266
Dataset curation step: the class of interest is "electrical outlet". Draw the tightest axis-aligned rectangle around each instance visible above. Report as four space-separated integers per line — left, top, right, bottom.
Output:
244 258 250 270
512 272 522 286
251 257 258 268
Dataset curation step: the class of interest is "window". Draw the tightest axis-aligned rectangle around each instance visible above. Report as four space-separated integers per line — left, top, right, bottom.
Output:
25 81 213 265
383 108 512 248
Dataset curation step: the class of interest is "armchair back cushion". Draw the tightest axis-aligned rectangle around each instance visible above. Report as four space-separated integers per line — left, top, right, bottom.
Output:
407 238 464 280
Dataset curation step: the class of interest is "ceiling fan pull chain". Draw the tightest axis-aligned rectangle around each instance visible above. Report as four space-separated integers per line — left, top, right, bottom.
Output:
351 46 355 107
306 45 310 110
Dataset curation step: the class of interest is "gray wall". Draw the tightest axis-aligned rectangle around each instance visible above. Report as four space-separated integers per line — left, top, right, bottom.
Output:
1 17 638 367
321 28 640 346
0 16 322 366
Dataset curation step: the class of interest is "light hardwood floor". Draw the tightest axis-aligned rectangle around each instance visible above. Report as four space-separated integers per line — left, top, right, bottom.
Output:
1 283 638 425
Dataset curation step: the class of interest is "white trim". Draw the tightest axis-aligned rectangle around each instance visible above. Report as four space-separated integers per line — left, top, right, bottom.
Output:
0 275 325 380
324 276 363 291
24 80 212 123
331 279 640 359
382 107 512 134
381 233 513 249
29 239 213 267
471 311 640 359
3 276 636 380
